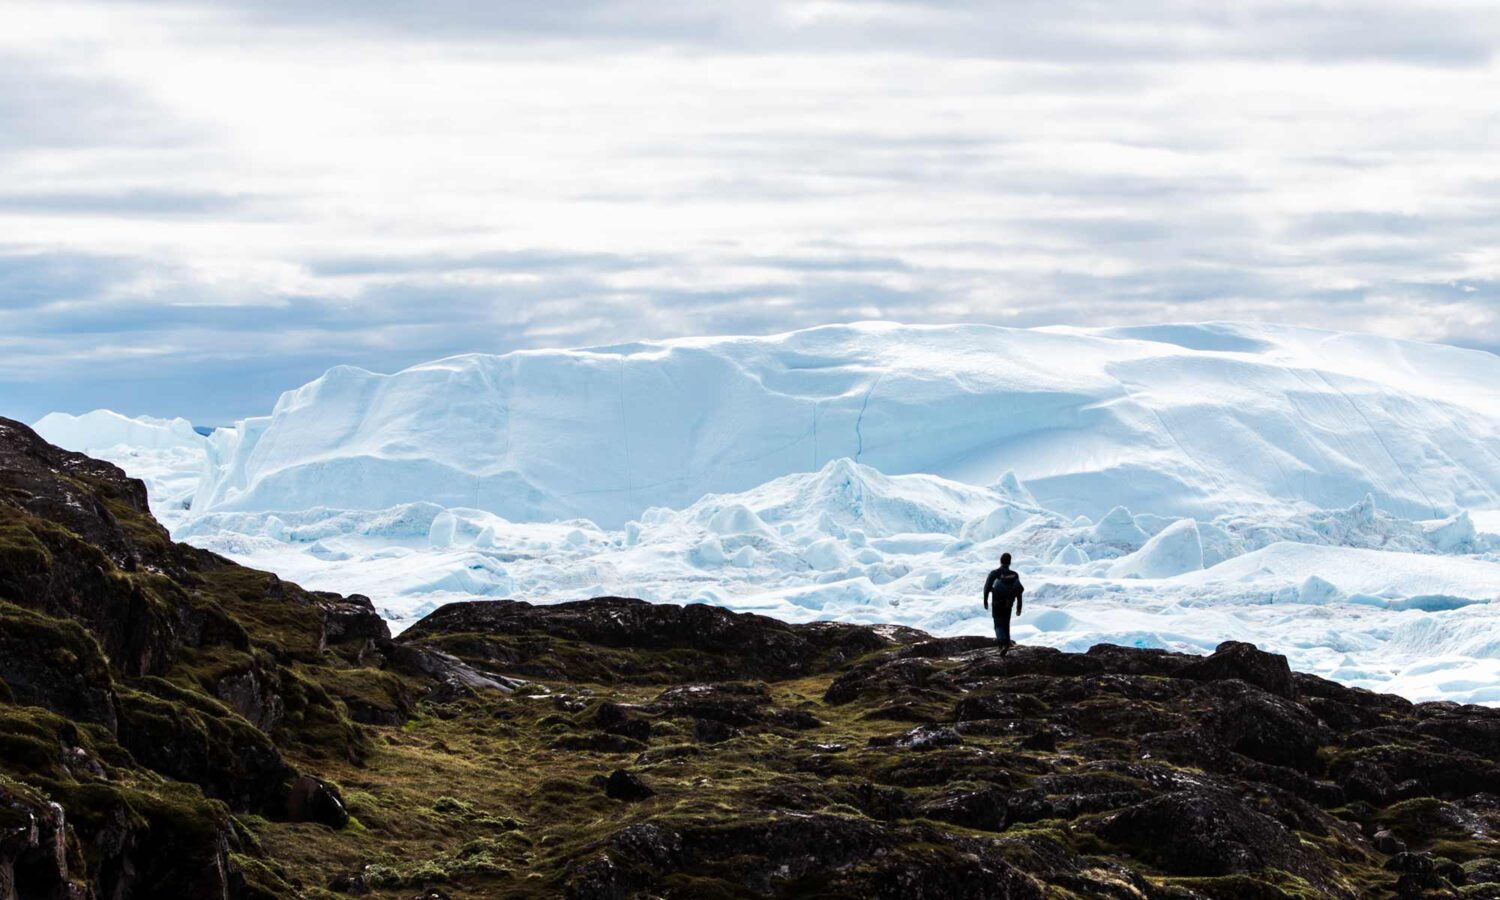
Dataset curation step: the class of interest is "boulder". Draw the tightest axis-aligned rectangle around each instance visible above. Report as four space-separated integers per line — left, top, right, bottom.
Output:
286 775 350 829
1183 641 1297 699
1095 789 1341 893
604 770 654 802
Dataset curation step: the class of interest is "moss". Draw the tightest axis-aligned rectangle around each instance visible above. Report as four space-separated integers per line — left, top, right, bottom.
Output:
0 599 115 686
228 852 297 900
0 516 53 573
1154 873 1316 899
1376 797 1486 857
308 664 414 724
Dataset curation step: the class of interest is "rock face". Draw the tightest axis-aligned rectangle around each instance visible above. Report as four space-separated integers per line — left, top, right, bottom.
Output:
0 418 398 898
4 417 1500 899
399 596 911 683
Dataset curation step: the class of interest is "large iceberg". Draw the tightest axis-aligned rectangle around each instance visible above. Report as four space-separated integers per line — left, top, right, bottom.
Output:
185 322 1500 528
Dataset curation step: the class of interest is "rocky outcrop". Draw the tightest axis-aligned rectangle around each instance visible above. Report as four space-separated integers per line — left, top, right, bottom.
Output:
5 418 1500 899
398 596 911 683
529 632 1500 898
0 418 398 898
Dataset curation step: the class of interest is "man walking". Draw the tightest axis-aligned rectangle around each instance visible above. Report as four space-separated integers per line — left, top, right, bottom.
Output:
983 552 1024 655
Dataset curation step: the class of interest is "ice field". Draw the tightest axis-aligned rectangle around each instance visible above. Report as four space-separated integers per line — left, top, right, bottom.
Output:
35 322 1500 704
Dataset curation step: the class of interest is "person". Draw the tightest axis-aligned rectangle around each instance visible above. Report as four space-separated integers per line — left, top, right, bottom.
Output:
983 552 1024 655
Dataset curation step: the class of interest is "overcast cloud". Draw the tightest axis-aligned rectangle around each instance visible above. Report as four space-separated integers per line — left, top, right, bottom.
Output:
2 0 1498 423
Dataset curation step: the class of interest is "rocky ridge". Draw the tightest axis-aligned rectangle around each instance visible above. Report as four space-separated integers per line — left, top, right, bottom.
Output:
1 417 1498 899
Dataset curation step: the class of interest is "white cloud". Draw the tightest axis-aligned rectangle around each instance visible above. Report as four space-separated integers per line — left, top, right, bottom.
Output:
0 0 1497 422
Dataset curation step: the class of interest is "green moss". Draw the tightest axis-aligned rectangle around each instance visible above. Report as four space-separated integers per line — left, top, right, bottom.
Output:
0 516 53 573
0 599 114 686
1154 873 1318 899
1376 798 1484 857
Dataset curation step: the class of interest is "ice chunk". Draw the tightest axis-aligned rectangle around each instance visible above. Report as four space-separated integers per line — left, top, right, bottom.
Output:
1091 506 1149 547
708 503 774 538
990 470 1037 506
428 511 457 549
1108 519 1203 578
34 409 206 452
691 537 727 566
1052 543 1090 565
802 538 845 571
1028 609 1079 632
1423 511 1476 552
1296 575 1344 605
960 505 1029 543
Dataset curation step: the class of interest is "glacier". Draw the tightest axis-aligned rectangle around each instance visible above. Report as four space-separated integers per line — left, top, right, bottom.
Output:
185 321 1500 527
30 321 1500 705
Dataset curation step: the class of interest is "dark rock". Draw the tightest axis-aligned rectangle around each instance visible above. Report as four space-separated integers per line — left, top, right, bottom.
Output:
329 872 371 895
604 770 654 802
897 635 997 659
939 645 1106 683
767 707 824 730
1385 851 1435 874
319 592 391 645
869 725 963 752
0 782 69 900
1385 851 1453 895
1466 858 1500 884
0 601 119 732
1415 708 1500 760
648 682 771 726
1335 743 1500 799
1198 680 1331 771
853 783 915 821
1085 643 1195 677
693 718 739 744
1436 857 1467 884
400 596 898 683
916 786 1009 831
214 668 286 733
1019 728 1059 751
552 732 648 754
824 657 938 705
385 644 519 701
593 701 652 742
1374 829 1408 854
953 691 1047 722
1094 789 1340 893
1340 760 1398 804
1182 640 1297 699
571 813 1043 899
115 683 295 813
286 775 350 829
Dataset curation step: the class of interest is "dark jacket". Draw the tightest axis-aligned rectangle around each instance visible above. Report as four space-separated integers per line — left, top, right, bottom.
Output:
984 567 1024 616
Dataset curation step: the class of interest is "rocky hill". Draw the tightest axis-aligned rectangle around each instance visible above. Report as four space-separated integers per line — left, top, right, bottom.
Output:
1 416 1498 899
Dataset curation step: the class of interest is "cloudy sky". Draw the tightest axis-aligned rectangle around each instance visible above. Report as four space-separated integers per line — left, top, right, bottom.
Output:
3 0 1498 423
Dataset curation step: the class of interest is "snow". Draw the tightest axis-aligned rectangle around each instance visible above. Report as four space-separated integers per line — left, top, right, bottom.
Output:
29 321 1500 706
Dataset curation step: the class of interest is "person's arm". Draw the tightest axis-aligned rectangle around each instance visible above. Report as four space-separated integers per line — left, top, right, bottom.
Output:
983 571 996 610
1015 579 1024 616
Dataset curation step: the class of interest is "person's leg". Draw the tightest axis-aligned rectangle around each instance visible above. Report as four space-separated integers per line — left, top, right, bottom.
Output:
997 604 1011 653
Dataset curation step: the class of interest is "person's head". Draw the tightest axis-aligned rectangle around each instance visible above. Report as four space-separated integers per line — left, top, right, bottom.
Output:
1000 552 1012 568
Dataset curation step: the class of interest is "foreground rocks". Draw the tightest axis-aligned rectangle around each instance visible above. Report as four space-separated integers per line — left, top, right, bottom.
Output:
3 416 1500 899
